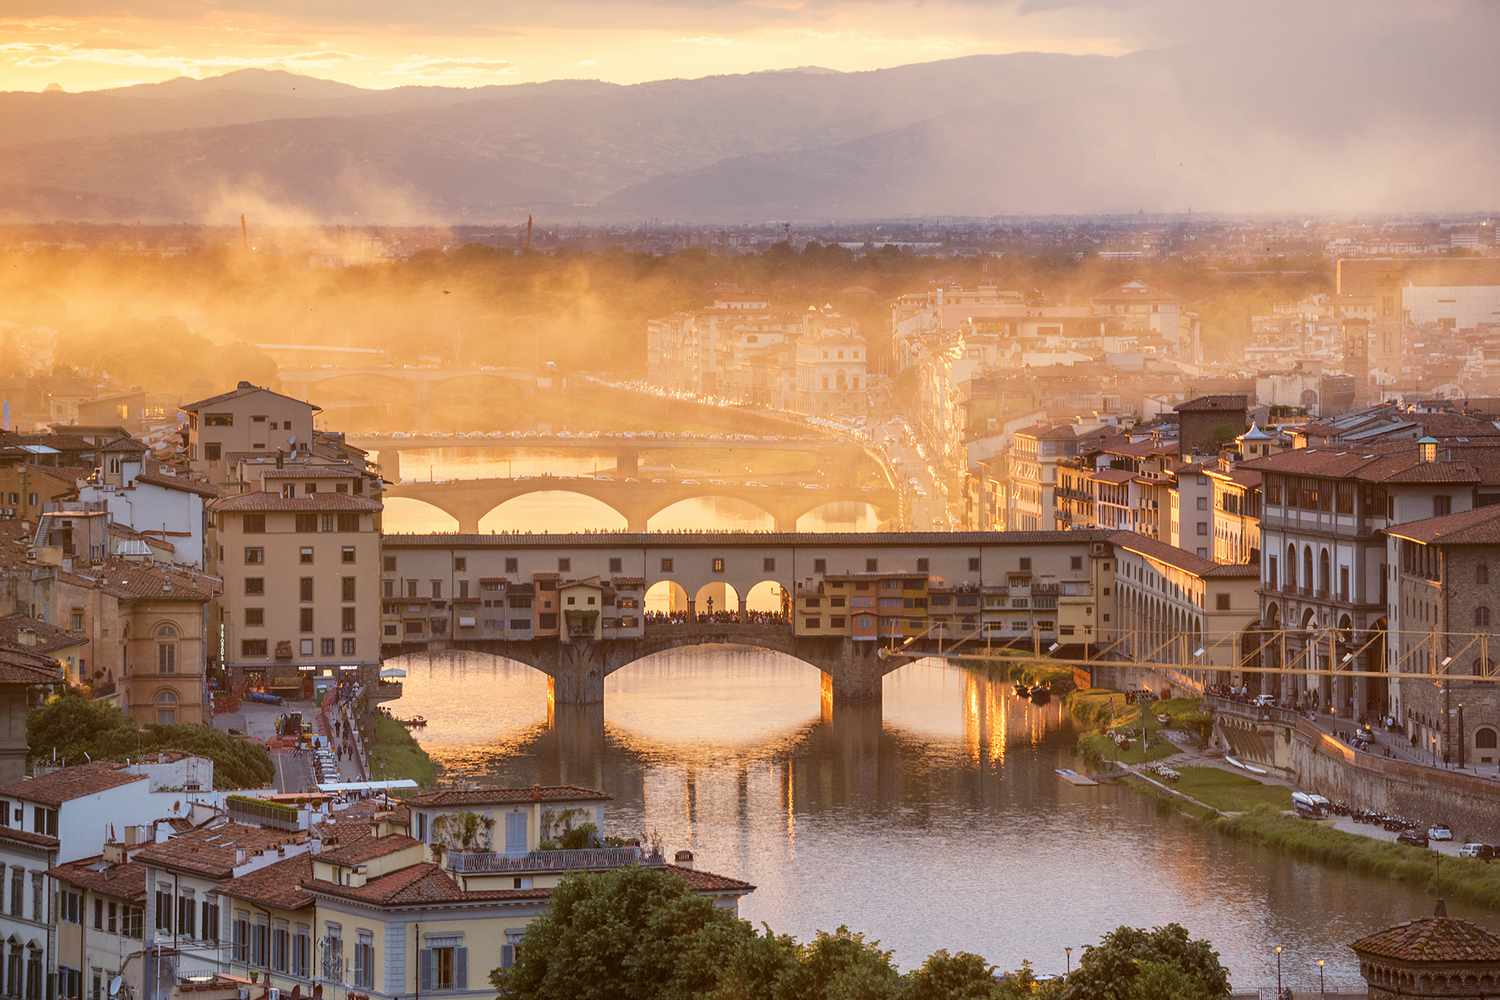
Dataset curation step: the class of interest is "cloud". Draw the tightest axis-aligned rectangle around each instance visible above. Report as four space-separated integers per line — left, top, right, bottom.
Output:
387 55 515 81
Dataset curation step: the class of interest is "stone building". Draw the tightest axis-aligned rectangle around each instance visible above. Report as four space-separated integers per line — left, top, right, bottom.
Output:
1386 504 1500 766
1173 394 1248 457
1352 902 1500 1000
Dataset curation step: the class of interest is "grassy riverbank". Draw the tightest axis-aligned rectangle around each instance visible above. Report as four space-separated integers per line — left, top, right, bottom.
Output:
367 714 441 786
1070 689 1205 764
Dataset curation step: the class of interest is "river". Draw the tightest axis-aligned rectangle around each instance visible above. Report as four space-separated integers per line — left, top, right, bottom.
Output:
386 649 1475 992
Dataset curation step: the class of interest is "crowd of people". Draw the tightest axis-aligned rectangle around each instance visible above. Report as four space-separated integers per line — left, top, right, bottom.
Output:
644 609 790 626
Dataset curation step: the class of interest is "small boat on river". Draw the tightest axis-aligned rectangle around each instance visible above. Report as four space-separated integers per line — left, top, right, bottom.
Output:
1055 768 1099 786
1225 755 1268 776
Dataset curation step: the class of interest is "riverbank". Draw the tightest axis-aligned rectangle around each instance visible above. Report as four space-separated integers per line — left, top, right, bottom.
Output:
366 714 441 785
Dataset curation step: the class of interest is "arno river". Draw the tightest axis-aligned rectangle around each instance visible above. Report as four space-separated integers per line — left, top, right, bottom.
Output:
387 651 1473 992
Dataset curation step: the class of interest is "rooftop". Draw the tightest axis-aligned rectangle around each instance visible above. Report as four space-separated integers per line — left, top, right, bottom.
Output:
134 822 305 879
49 855 147 901
0 762 144 807
0 615 88 655
209 491 381 514
1175 394 1248 413
0 645 65 686
405 785 610 808
216 853 315 911
1108 531 1259 579
319 834 421 867
1352 912 1500 964
1387 505 1500 547
180 381 321 414
381 529 1114 550
59 560 220 603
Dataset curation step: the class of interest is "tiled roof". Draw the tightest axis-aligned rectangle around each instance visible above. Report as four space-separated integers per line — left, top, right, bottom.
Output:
49 856 146 901
216 853 314 911
1108 531 1259 579
1387 505 1500 546
381 530 1115 550
101 437 148 454
1091 468 1136 485
320 835 420 866
1352 916 1500 964
663 864 755 894
208 491 381 513
180 382 320 413
405 785 610 808
60 561 219 603
131 473 221 498
134 822 305 879
0 826 60 851
1238 444 1488 484
0 762 144 807
0 645 64 685
260 466 363 479
0 615 88 654
1175 394 1247 413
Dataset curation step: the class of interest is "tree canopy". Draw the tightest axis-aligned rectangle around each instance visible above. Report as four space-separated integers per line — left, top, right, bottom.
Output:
491 868 1233 1000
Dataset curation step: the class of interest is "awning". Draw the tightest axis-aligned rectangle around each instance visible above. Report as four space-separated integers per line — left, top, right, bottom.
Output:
379 667 407 679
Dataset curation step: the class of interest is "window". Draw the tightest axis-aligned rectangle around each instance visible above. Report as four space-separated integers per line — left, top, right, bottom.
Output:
31 873 42 922
295 514 318 533
245 607 264 627
342 576 357 602
342 638 356 655
609 557 623 573
155 886 172 932
1196 496 1208 510
205 413 233 427
660 558 674 572
558 558 571 572
406 580 418 598
453 556 466 572
201 899 218 943
342 607 357 632
763 557 776 572
916 558 929 572
421 940 466 992
204 443 222 462
968 557 980 572
866 558 878 572
321 638 335 656
241 639 268 657
60 890 81 925
1019 557 1031 571
243 546 264 564
505 557 519 573
431 580 442 599
272 921 289 973
814 558 827 573
292 925 310 978
1215 593 1231 611
300 608 315 632
501 929 524 970
300 577 314 602
1480 562 1490 585
1477 606 1492 628
296 546 314 565
1070 556 1083 571
252 915 269 967
155 689 178 725
156 623 178 674
322 923 343 980
354 931 374 989
805 617 822 630
245 577 265 596
383 555 397 572
1196 523 1208 536
177 889 195 937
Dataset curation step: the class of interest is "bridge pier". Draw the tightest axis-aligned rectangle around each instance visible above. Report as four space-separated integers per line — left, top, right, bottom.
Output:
379 447 403 483
615 449 640 477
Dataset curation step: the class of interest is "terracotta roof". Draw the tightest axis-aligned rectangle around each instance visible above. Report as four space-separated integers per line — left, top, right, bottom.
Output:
59 560 219 603
259 466 363 479
131 473 221 498
216 853 314 911
180 382 320 414
0 762 144 806
0 826 60 851
663 864 755 894
134 822 305 879
320 835 420 866
49 856 146 901
208 491 381 513
406 785 610 808
1092 468 1136 485
1388 505 1500 546
0 645 65 685
0 615 88 654
1352 916 1500 964
1238 444 1490 485
101 437 148 454
1175 394 1248 413
1108 531 1259 579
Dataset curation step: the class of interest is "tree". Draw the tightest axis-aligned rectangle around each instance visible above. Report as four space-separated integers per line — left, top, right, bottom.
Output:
773 927 903 1000
491 866 755 1000
1060 924 1231 1000
903 950 1002 1000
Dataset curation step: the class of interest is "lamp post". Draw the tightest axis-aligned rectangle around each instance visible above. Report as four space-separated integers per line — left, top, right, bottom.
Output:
1316 957 1326 997
1064 947 1072 976
1274 944 1283 998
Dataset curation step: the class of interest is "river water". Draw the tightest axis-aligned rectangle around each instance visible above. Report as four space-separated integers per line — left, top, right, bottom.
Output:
387 649 1478 992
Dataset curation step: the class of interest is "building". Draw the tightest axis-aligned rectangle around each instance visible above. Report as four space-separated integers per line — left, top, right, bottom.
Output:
1351 903 1500 1000
0 645 61 784
1386 504 1500 765
1173 395 1248 457
76 470 219 571
180 383 321 486
1204 466 1262 566
209 491 382 692
0 616 88 687
51 845 149 1000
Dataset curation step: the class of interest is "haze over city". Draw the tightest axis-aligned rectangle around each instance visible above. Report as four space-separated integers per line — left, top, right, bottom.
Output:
2 2 1500 999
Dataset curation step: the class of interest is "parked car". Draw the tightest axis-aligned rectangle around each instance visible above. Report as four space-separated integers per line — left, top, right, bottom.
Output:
1429 824 1454 842
1396 829 1430 848
1459 843 1496 861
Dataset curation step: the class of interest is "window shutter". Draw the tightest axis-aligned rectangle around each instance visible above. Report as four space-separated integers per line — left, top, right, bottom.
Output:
454 948 467 990
419 950 433 992
500 945 514 971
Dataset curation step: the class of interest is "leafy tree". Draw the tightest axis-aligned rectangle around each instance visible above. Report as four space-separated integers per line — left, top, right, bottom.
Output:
903 949 1001 1000
491 866 755 1000
705 925 800 1000
1059 924 1231 1000
774 927 903 1000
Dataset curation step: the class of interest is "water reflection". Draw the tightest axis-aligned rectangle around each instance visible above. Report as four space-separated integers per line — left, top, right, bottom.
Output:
389 649 1480 988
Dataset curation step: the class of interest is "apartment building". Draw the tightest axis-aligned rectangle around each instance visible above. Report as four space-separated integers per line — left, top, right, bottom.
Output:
1206 466 1263 565
50 844 148 1000
210 491 382 691
1385 505 1500 764
181 383 321 485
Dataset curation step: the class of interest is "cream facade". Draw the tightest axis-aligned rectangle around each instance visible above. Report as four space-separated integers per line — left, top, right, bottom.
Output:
181 384 321 485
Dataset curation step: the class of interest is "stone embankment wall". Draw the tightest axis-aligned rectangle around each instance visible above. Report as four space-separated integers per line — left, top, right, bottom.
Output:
1214 702 1500 842
1089 663 1203 699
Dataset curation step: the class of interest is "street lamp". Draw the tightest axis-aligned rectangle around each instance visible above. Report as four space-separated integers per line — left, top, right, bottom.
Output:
1064 946 1072 975
1274 944 1283 998
1316 958 1326 997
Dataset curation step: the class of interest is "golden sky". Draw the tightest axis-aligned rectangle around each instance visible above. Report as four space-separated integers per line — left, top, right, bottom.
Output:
0 0 1478 94
0 1 1157 92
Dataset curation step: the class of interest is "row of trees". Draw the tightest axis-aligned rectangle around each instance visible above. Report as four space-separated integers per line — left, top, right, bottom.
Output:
491 867 1232 1000
28 693 275 789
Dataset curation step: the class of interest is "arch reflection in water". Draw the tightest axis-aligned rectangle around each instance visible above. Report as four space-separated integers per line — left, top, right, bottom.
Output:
385 648 1479 986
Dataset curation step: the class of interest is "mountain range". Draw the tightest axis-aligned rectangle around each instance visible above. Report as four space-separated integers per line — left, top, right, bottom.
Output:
1 41 1496 224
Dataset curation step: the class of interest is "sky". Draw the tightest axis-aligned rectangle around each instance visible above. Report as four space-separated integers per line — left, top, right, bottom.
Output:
1 0 1482 93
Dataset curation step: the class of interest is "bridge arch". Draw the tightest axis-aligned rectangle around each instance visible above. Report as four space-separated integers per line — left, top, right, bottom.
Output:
795 499 883 531
478 491 628 532
642 494 779 531
644 580 690 615
382 496 461 532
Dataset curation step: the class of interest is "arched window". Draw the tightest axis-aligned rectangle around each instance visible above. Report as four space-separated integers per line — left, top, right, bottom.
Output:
155 623 179 675
154 689 179 725
1479 562 1490 585
1318 549 1331 596
1285 544 1297 590
1302 547 1314 595
1476 727 1499 750
1476 606 1492 629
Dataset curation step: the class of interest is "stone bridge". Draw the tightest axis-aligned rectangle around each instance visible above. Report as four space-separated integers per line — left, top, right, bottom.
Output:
383 476 898 531
424 621 915 708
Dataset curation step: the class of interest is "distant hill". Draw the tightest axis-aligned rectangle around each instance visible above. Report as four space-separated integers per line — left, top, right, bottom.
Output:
0 45 1496 223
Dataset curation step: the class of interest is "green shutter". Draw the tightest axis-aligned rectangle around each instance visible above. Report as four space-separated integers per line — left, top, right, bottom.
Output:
419 949 432 992
454 948 467 990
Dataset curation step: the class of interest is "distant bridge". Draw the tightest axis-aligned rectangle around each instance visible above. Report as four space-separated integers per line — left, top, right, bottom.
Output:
383 475 897 531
